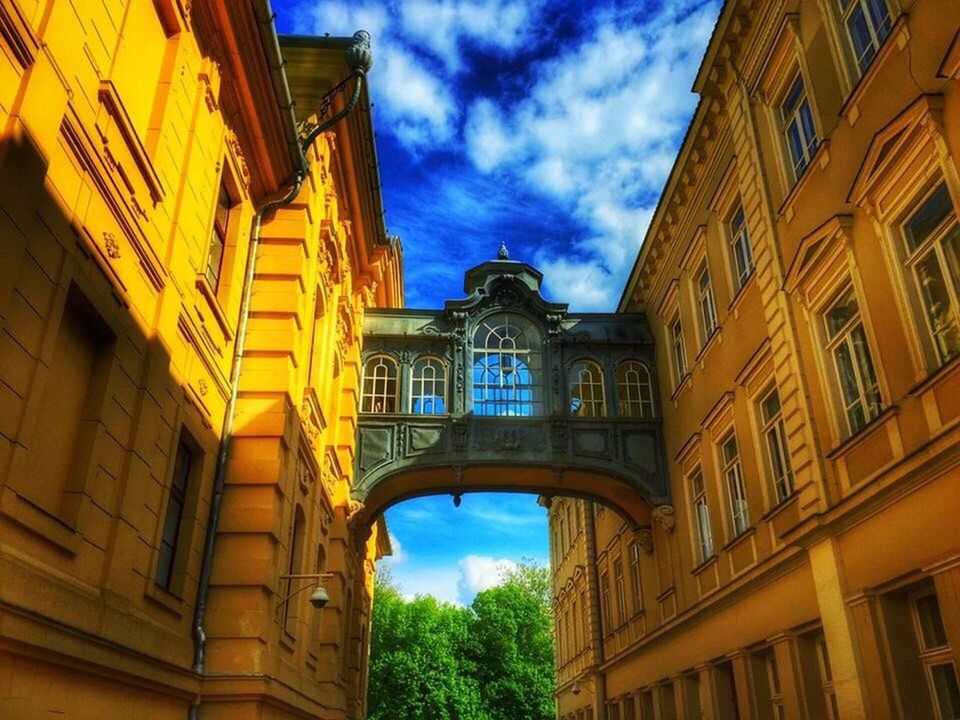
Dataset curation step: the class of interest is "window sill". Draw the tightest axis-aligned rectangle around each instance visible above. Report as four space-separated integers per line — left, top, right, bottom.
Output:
196 275 234 342
908 353 960 398
839 14 910 127
760 491 799 523
777 140 830 223
825 405 899 461
0 488 80 555
670 373 692 404
721 526 756 553
727 271 757 320
144 582 186 617
695 327 722 366
691 554 718 577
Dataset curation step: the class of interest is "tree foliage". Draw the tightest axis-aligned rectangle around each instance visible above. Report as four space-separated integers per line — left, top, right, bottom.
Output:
367 561 555 720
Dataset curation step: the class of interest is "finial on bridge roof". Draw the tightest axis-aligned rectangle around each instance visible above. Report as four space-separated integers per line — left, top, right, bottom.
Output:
497 241 510 260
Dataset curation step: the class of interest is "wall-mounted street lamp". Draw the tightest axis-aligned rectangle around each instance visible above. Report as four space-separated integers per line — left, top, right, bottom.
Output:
275 572 335 620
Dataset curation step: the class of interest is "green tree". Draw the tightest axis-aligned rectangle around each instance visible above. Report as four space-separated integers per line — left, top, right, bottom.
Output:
468 561 555 720
368 571 483 720
367 561 555 720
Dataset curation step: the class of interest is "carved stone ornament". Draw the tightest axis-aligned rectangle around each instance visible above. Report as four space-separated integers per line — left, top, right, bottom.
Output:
346 499 365 525
635 527 654 555
104 232 121 259
322 454 338 490
227 133 251 188
197 378 208 397
651 505 676 534
550 419 568 452
452 420 469 453
362 281 378 308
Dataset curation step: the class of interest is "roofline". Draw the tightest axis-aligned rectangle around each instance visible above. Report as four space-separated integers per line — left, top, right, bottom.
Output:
617 0 733 313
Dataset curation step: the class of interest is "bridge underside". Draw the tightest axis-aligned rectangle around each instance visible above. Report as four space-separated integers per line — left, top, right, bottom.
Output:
351 464 655 529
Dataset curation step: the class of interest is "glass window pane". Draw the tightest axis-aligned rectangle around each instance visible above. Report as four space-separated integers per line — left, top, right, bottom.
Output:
800 101 818 154
915 593 949 649
847 6 876 71
931 664 960 719
825 288 859 338
905 184 953 252
914 250 960 361
782 76 804 117
866 0 892 39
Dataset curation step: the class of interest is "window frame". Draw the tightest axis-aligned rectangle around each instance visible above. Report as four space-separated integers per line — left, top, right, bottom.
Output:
613 556 626 628
616 360 655 418
758 386 795 505
360 354 400 414
728 204 755 293
204 180 234 294
600 570 612 636
910 588 960 720
696 260 718 343
669 312 688 388
155 437 193 592
472 312 543 416
569 359 607 417
720 432 750 539
838 0 894 76
898 182 960 366
629 541 643 615
410 355 448 415
777 69 820 183
689 468 715 564
821 284 883 437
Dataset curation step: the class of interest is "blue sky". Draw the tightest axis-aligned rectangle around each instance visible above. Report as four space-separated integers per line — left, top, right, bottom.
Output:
276 0 720 604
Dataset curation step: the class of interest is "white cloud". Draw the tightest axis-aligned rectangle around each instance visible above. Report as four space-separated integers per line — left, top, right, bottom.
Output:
465 1 720 309
383 532 407 564
400 0 538 72
457 554 517 598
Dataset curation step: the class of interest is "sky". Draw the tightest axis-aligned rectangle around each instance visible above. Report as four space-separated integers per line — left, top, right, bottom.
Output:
276 0 721 605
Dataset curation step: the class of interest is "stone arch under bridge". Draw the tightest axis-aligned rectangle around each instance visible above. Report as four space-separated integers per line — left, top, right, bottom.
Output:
349 250 673 530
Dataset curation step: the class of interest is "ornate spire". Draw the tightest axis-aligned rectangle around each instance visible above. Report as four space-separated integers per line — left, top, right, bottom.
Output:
497 241 510 260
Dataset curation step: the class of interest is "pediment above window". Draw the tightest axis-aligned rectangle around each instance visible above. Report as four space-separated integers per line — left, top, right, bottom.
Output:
783 215 854 308
848 95 946 215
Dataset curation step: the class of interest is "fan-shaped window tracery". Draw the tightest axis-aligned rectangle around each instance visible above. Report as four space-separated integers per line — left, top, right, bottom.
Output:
472 314 543 416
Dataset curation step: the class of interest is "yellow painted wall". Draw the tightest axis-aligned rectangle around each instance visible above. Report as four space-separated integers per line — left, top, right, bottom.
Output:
553 1 960 719
0 1 398 719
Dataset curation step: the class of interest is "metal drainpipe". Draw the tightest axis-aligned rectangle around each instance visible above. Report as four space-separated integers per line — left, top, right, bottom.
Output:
583 501 608 720
188 32 371 720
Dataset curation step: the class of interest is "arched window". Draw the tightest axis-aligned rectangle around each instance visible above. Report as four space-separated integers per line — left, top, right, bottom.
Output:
360 355 398 413
569 360 606 417
283 505 306 637
473 313 543 416
616 361 655 418
411 357 446 414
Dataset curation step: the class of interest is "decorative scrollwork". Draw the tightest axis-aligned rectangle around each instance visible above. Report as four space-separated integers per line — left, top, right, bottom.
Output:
635 528 654 554
651 505 676 534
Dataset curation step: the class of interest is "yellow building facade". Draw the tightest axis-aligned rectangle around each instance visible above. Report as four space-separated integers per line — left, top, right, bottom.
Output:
552 0 960 718
0 1 400 719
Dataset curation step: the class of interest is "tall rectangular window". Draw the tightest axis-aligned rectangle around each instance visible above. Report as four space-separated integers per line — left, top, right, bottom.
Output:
572 598 579 654
205 183 233 292
780 72 819 179
760 387 794 504
601 571 612 635
764 649 786 720
840 0 892 74
696 261 718 341
614 558 626 627
629 542 643 614
730 205 755 291
156 438 193 591
816 633 841 720
901 183 960 364
691 470 714 563
670 313 687 385
823 286 882 435
912 590 960 719
721 434 750 537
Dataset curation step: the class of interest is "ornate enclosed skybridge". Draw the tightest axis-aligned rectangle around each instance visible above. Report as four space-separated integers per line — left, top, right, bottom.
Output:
350 247 671 529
